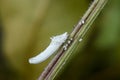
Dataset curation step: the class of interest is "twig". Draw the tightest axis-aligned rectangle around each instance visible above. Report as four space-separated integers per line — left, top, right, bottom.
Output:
38 0 108 80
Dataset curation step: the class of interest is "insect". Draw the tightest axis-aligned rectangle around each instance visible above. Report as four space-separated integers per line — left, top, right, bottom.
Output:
29 32 68 64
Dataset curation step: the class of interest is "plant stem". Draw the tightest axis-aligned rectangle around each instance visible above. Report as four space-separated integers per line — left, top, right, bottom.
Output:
38 0 108 80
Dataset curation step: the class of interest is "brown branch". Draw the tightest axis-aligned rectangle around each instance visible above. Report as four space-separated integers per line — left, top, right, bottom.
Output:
38 0 108 80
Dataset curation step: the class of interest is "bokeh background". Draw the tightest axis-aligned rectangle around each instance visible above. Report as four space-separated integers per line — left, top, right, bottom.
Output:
0 0 120 80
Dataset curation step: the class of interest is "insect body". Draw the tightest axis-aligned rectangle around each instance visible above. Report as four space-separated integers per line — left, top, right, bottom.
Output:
29 32 68 64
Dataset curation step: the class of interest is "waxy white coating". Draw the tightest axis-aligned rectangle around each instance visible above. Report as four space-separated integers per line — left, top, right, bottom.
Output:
29 32 68 64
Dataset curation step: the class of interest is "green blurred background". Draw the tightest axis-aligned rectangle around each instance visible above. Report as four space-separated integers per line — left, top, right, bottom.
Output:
0 0 120 80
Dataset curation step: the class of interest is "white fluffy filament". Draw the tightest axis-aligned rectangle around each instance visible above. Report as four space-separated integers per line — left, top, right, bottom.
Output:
29 32 68 64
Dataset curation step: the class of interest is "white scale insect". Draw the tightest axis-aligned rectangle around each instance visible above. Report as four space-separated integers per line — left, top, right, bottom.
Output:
29 32 68 64
29 20 85 64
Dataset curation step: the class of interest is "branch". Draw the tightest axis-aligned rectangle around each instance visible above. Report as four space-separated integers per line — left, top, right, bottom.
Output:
38 0 108 80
